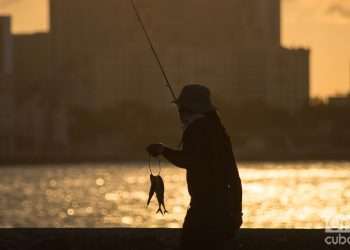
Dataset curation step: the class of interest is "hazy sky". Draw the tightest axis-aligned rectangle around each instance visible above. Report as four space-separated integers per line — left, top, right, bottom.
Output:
1 0 350 98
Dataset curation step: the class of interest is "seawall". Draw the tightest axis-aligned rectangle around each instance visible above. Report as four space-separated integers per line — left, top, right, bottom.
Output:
0 228 339 250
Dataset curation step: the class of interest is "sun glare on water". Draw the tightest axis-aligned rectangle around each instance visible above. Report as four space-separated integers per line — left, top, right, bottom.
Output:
0 162 349 228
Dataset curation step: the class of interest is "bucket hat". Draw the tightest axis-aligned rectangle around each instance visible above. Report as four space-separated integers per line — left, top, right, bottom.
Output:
173 84 216 113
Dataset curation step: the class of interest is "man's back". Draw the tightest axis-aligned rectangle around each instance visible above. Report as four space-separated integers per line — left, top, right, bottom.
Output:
182 112 242 221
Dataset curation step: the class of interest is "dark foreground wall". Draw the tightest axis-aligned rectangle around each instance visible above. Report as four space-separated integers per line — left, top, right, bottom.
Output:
0 228 340 250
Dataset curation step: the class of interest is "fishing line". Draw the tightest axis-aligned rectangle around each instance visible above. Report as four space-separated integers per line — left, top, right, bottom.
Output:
129 0 177 102
148 155 162 176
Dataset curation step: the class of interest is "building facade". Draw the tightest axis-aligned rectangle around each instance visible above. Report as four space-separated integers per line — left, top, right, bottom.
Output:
0 16 15 159
50 0 309 112
0 0 310 161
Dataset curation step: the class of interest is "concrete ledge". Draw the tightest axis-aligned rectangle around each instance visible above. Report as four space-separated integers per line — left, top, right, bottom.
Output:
0 228 336 250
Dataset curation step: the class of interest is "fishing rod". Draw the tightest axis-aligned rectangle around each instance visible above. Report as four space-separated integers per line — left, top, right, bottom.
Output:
130 0 177 102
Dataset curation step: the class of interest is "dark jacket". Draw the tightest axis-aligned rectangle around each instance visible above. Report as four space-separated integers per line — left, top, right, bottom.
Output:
163 111 242 230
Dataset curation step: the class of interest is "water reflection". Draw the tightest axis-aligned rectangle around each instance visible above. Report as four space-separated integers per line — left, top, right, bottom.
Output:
0 162 348 228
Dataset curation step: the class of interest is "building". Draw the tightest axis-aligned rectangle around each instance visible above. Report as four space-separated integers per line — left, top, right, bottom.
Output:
12 31 71 160
50 0 169 112
266 47 310 111
0 16 15 159
0 16 69 162
50 0 309 112
12 33 47 153
328 95 350 107
0 0 310 162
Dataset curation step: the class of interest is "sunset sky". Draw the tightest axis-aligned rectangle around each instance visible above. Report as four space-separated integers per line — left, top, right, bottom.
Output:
0 0 349 98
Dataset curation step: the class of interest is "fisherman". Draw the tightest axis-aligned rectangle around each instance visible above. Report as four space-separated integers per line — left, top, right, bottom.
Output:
147 84 243 250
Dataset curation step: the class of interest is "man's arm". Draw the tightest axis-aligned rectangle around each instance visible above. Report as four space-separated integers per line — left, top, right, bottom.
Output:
161 124 204 169
162 147 191 169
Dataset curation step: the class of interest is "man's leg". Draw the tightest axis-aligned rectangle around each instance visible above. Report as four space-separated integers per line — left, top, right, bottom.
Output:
222 229 240 250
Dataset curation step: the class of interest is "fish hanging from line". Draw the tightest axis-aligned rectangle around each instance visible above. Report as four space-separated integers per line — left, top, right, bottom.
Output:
147 174 167 215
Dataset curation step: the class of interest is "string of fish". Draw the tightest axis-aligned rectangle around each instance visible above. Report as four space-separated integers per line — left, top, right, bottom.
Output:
146 156 168 215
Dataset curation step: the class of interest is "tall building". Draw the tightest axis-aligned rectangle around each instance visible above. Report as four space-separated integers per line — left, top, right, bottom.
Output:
0 16 68 161
50 0 170 111
0 0 311 161
50 0 309 113
12 33 53 157
0 16 13 75
0 16 14 158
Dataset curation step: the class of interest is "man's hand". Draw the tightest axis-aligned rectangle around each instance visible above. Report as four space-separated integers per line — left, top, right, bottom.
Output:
146 143 165 157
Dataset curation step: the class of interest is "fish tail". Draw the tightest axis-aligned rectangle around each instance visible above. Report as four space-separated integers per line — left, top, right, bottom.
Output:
147 190 154 207
162 202 167 213
156 208 163 215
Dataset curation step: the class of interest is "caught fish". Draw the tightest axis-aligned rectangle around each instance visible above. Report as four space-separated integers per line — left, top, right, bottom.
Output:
147 174 167 215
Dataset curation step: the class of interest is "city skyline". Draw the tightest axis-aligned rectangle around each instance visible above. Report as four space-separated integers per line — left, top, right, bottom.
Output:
1 0 350 98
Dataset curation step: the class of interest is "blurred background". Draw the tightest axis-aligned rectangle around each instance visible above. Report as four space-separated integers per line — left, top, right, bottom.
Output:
0 0 349 228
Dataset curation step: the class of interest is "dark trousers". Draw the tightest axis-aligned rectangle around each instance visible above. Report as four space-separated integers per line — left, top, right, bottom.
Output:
180 207 241 250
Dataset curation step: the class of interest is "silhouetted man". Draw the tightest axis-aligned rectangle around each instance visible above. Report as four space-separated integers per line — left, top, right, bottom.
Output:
147 84 242 250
